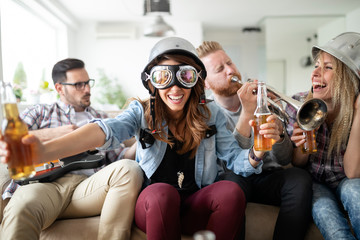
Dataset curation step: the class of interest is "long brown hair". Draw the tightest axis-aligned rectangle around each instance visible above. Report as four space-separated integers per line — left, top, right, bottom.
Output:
137 54 211 158
311 51 359 157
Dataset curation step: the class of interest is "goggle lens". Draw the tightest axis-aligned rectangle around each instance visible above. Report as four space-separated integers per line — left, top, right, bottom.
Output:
178 68 197 84
151 70 171 86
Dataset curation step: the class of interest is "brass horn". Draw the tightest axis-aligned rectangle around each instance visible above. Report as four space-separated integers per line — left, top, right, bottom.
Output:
231 76 327 131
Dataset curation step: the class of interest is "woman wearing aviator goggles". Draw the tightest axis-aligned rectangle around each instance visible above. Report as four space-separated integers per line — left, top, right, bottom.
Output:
142 65 202 89
17 37 262 239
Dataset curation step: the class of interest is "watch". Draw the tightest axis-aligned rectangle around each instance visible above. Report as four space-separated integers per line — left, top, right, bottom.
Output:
249 147 263 162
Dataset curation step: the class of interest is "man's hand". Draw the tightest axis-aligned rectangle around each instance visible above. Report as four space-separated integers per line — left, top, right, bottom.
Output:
237 80 258 117
249 114 283 142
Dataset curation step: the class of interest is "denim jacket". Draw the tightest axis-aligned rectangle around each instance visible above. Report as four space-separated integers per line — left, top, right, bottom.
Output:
92 100 262 188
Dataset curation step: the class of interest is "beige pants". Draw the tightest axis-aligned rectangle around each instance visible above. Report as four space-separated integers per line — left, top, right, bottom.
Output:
1 159 143 240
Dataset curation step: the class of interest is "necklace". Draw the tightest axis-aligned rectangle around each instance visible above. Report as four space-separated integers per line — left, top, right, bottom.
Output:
177 171 184 188
170 130 186 188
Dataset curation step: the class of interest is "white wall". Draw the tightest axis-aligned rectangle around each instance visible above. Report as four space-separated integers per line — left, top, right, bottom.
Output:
264 16 346 96
264 8 360 97
204 29 266 81
61 7 360 104
68 20 202 102
317 18 346 45
346 8 360 32
199 14 360 99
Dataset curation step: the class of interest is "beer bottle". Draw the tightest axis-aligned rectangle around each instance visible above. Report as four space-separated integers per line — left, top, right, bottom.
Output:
1 82 35 180
253 82 272 151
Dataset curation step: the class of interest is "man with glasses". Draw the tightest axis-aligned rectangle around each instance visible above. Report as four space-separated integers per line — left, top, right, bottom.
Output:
22 59 101 140
0 58 142 240
21 59 133 157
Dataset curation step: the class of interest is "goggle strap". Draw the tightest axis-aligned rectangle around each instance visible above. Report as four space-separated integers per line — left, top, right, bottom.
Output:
199 70 206 80
150 94 157 132
141 71 149 82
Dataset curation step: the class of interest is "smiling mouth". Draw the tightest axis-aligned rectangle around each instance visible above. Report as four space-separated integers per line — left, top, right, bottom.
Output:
168 95 184 102
313 82 326 89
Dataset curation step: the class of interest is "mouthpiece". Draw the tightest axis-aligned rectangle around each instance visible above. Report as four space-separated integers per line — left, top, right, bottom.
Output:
231 75 241 83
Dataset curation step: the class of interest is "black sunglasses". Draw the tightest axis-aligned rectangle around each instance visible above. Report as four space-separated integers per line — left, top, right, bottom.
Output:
60 79 95 90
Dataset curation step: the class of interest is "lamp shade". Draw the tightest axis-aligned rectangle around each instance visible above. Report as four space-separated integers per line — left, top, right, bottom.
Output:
143 15 175 37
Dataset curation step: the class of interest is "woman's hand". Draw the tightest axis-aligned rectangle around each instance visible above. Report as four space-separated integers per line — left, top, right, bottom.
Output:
290 122 306 148
0 134 44 165
0 135 9 164
290 122 314 167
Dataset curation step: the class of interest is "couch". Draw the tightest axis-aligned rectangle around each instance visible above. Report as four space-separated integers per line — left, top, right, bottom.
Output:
0 161 323 240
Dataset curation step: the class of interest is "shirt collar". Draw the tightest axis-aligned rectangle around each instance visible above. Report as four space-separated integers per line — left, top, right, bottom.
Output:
57 99 92 114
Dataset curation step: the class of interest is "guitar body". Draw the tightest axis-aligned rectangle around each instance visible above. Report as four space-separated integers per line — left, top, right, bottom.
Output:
16 152 105 185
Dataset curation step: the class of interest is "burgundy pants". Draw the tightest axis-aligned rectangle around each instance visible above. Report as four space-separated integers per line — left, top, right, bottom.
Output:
134 180 245 240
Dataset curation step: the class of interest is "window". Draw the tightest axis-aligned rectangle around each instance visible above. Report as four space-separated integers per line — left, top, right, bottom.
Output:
1 0 67 103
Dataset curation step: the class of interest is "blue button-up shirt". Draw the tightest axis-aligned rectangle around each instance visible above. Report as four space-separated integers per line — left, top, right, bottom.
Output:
92 100 262 188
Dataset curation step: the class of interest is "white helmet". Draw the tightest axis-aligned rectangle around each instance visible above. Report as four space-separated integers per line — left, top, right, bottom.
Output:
312 32 360 80
141 37 206 90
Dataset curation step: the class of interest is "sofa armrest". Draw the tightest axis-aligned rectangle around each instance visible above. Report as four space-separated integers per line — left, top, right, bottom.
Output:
0 163 11 223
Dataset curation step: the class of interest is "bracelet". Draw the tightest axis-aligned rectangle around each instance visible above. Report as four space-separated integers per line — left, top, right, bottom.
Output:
249 147 263 162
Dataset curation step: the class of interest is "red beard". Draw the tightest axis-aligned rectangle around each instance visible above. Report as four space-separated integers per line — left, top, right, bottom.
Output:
210 81 242 97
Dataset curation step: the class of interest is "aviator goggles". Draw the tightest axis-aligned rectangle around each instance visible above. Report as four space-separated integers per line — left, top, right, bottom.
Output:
142 65 201 89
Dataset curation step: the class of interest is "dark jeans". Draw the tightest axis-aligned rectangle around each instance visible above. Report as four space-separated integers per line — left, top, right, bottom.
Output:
135 181 246 240
219 167 312 240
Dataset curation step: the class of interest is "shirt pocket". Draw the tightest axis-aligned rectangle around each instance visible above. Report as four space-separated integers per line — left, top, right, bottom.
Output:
204 125 217 151
204 136 216 151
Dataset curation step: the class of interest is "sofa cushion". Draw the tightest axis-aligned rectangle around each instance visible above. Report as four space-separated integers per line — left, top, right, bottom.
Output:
245 202 323 240
40 217 100 240
0 163 323 240
37 204 322 240
40 216 192 240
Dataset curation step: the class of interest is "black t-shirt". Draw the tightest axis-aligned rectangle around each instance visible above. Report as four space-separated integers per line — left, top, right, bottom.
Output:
150 132 199 196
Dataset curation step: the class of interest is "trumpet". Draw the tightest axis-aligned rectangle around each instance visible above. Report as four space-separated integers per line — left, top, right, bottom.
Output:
231 76 327 131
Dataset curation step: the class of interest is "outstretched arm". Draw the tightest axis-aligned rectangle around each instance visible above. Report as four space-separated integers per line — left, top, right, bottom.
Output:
29 125 78 142
0 123 106 165
43 123 106 161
